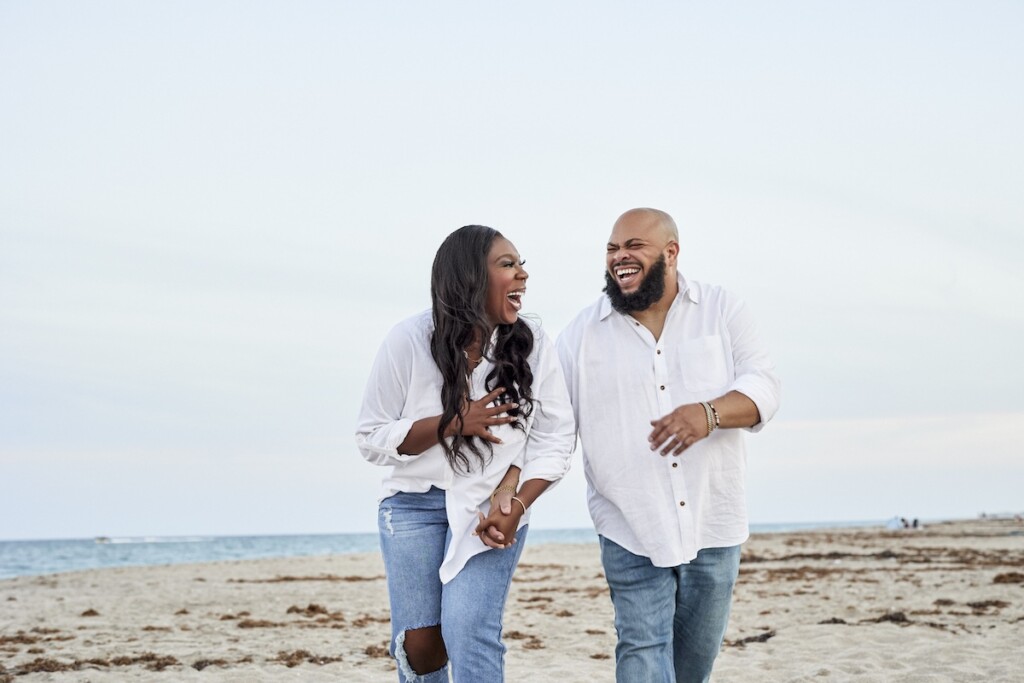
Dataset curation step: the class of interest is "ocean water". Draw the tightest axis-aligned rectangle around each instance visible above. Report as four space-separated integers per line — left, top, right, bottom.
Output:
0 522 878 580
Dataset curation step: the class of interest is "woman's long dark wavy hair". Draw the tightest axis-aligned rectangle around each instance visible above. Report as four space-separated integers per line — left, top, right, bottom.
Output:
430 225 535 473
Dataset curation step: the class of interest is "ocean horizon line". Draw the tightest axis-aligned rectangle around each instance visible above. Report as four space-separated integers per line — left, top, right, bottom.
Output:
0 517 906 545
18 515 1018 581
0 519 913 580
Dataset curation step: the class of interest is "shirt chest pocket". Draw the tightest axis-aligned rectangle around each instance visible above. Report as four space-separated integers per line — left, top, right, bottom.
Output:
676 335 730 393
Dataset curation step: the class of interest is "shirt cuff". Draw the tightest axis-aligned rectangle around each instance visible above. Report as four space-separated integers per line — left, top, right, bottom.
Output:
356 417 418 465
520 452 572 487
728 376 780 433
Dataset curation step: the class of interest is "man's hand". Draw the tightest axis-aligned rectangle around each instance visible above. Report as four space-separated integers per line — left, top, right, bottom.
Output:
648 403 708 456
448 387 517 444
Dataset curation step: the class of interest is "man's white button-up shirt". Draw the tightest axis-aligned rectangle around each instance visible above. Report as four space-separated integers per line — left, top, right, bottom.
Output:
556 274 781 567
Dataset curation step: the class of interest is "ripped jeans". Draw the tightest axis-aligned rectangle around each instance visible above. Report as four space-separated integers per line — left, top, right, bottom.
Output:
378 486 527 683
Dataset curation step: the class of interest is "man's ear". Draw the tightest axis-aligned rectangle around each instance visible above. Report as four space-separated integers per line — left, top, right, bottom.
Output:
665 240 680 266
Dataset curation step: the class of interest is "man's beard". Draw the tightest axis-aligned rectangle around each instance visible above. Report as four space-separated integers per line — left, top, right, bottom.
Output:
603 254 667 314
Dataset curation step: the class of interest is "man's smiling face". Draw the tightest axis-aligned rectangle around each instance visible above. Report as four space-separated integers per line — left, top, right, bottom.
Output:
603 210 678 313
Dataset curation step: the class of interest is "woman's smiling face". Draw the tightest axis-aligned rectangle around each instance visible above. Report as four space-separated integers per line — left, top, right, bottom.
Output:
485 236 528 326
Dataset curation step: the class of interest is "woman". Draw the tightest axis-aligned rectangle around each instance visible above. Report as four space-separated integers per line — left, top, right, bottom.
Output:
355 225 575 682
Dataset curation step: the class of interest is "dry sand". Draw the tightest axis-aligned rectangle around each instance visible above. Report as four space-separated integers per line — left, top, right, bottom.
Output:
2 518 1022 682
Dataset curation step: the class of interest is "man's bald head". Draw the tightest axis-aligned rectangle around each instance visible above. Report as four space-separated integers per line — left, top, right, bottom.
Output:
613 208 679 243
604 207 681 313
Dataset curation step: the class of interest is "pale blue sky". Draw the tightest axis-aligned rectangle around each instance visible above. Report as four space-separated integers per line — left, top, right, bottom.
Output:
2 1 1022 540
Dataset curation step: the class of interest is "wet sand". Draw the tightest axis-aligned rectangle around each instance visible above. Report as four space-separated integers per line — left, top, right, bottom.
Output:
2 518 1022 681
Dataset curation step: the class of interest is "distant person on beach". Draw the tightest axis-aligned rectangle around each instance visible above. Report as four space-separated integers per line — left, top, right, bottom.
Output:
356 225 575 682
557 208 781 682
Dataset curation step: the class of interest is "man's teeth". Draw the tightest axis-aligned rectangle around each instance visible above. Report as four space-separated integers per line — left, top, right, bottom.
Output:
616 267 640 279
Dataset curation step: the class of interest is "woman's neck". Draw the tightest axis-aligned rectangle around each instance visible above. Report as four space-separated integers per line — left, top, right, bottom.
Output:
464 328 490 367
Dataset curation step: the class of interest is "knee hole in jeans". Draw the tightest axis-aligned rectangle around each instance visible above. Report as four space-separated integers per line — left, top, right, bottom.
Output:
395 625 447 678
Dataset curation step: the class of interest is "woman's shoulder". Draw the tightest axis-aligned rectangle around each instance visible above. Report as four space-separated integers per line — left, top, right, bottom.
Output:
517 313 545 336
515 316 562 364
516 314 554 347
381 309 433 352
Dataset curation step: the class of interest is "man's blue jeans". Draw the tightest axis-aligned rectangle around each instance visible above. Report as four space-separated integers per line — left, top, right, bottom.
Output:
378 487 527 683
599 537 741 683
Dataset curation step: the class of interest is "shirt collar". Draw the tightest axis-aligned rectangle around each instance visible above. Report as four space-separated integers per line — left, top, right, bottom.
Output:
599 271 696 320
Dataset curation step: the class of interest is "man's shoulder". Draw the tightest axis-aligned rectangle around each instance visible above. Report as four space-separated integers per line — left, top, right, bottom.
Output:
685 279 741 310
686 277 723 297
557 295 608 340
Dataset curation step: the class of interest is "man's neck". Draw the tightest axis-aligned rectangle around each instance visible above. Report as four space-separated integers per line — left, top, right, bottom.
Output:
630 276 678 341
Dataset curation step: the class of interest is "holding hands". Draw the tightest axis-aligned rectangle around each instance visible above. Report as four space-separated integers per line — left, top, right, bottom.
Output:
474 469 523 550
474 502 522 550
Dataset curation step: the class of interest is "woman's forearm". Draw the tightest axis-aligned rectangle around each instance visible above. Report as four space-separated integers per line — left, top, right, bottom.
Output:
397 416 448 455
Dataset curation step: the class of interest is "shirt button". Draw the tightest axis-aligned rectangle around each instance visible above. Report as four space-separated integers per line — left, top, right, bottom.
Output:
679 501 686 507
656 349 662 354
660 385 665 390
671 462 678 468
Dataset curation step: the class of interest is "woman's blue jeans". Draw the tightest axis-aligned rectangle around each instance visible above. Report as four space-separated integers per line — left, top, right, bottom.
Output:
599 536 741 683
378 487 527 683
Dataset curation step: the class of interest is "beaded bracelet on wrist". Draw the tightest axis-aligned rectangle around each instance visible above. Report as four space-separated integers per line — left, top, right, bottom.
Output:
699 401 720 436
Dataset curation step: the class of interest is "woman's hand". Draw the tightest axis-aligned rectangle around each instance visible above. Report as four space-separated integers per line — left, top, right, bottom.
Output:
398 388 518 455
450 387 518 444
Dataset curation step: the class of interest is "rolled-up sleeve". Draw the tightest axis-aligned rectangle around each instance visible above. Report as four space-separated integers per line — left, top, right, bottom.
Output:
520 332 577 484
355 328 420 466
724 295 781 433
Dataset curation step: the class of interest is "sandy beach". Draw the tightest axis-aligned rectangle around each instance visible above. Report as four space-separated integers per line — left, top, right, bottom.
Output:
2 518 1022 682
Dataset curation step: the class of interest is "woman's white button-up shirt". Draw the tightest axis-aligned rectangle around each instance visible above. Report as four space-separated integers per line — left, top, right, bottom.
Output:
356 310 576 583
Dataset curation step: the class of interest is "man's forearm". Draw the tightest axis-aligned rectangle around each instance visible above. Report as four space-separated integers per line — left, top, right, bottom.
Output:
709 390 761 429
514 478 552 510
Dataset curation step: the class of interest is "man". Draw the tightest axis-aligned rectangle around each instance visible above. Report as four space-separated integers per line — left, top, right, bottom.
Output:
556 208 781 682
